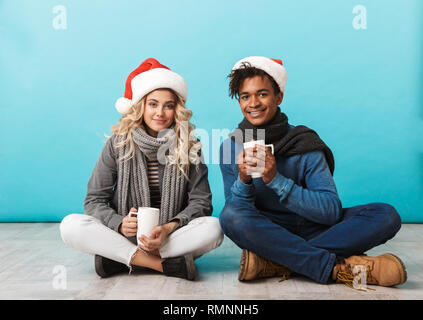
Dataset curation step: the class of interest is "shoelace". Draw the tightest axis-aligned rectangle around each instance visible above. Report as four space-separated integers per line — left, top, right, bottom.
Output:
278 274 290 282
259 259 291 282
336 264 376 292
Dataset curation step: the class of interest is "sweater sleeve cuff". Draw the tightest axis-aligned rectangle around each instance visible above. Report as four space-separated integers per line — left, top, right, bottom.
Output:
169 213 189 228
266 172 294 198
108 214 125 233
230 175 255 199
235 175 255 192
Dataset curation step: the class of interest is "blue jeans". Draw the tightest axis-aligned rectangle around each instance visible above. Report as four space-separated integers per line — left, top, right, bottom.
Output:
219 201 401 284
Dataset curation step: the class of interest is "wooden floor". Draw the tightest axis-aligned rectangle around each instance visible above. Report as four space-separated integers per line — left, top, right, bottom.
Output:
0 223 422 300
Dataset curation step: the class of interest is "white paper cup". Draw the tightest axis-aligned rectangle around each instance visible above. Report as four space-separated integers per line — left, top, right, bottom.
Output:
243 140 274 178
130 207 160 245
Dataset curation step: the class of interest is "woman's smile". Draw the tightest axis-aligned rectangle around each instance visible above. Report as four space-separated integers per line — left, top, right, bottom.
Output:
153 118 167 124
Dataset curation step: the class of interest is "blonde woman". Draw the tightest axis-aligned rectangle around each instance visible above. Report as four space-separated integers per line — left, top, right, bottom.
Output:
60 58 223 280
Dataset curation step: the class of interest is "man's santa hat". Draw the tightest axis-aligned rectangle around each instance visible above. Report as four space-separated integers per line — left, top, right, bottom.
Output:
115 58 188 114
232 56 288 93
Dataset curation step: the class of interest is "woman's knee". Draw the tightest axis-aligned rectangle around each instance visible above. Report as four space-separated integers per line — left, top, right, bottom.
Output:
195 216 224 249
60 213 93 245
210 217 224 248
60 214 79 243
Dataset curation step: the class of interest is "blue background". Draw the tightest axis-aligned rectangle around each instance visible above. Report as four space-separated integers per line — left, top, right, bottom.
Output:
1 0 422 222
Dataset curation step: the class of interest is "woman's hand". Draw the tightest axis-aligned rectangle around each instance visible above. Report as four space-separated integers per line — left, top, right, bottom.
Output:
138 220 180 252
119 207 138 237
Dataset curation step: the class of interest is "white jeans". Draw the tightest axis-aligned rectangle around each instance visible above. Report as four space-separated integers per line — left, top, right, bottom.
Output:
60 214 224 267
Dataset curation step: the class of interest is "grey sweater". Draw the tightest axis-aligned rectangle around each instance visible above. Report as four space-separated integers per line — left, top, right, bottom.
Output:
83 136 213 232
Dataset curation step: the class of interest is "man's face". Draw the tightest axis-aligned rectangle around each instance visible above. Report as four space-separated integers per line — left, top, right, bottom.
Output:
238 75 283 126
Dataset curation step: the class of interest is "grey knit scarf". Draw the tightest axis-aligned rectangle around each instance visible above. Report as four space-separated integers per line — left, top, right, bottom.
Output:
115 127 187 225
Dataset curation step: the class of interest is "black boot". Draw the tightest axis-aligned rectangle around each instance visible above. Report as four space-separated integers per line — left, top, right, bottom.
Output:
94 255 128 278
162 254 197 281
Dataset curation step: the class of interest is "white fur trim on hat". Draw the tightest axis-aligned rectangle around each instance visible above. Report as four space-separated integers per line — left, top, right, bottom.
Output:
115 68 188 115
232 56 288 93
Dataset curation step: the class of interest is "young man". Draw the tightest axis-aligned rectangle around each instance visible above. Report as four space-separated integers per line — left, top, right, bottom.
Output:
218 56 407 288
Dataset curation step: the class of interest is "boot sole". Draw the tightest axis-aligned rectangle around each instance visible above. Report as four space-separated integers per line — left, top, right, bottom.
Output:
94 255 108 278
94 255 128 278
238 249 248 281
184 254 198 281
382 253 407 285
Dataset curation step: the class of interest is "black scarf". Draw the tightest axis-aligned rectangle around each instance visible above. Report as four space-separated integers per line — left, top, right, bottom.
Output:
229 107 335 175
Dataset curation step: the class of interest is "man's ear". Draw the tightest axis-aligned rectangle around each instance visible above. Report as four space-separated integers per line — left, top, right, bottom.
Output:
276 91 283 106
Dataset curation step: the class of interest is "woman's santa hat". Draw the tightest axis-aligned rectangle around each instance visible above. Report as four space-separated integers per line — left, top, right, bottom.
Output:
232 56 288 93
115 58 188 114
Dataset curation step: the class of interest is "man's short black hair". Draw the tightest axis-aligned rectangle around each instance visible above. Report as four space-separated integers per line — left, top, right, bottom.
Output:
227 62 281 99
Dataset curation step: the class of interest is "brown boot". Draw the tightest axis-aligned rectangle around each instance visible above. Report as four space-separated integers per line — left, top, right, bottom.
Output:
332 253 407 289
238 249 292 281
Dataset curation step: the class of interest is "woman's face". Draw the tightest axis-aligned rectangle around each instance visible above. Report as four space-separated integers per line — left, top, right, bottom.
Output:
143 89 177 137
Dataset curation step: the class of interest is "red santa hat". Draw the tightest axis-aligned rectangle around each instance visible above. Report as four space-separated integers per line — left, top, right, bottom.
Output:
115 58 188 114
232 56 288 93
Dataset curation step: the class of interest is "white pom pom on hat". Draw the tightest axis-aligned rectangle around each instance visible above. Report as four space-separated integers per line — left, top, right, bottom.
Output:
232 56 288 93
115 97 133 114
115 58 188 115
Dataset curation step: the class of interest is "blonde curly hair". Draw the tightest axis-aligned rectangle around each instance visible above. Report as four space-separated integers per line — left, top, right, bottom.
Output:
110 89 200 179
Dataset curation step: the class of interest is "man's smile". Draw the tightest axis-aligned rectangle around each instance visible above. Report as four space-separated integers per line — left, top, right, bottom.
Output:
247 107 267 118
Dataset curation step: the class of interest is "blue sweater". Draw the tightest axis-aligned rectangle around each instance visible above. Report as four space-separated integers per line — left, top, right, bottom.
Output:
219 125 342 226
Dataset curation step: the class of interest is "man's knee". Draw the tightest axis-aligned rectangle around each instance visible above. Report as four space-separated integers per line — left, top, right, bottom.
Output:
219 201 259 238
219 202 243 233
381 203 402 234
369 202 402 236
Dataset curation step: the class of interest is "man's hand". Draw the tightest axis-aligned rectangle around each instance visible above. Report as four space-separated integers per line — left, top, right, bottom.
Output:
255 145 277 184
138 220 180 252
237 148 255 184
119 207 138 237
237 144 277 184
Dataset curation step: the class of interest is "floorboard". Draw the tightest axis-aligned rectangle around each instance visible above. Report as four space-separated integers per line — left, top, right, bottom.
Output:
0 223 422 300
